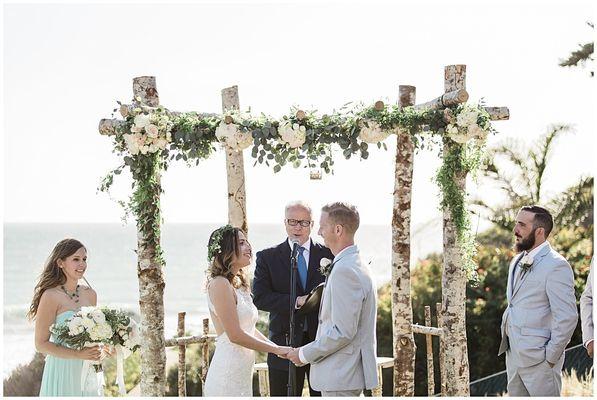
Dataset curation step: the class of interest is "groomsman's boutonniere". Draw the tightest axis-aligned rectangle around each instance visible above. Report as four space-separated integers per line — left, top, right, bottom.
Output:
519 254 534 274
319 258 333 277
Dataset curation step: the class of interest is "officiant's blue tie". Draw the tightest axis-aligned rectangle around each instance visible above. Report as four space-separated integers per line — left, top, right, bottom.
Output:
297 247 308 289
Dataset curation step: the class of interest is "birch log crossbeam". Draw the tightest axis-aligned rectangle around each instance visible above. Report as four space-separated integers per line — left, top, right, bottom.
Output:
413 89 469 111
411 324 443 336
164 333 217 347
98 110 219 136
485 107 510 120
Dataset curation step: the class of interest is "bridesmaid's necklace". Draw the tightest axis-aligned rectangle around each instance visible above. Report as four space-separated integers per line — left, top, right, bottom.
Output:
61 284 80 303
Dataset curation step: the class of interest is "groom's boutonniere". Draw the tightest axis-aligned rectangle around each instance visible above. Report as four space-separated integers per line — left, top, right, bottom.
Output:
519 254 534 274
319 258 333 277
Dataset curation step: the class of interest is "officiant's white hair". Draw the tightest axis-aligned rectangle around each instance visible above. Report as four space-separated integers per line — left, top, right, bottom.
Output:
285 200 312 216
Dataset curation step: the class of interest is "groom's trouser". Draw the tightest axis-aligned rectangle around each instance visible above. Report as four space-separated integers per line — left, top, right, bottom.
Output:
269 332 321 396
506 350 564 396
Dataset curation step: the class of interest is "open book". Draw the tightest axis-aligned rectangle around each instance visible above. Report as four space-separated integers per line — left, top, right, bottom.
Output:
295 282 325 316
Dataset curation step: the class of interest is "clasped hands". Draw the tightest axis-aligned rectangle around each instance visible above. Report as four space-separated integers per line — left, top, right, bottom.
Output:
274 346 305 366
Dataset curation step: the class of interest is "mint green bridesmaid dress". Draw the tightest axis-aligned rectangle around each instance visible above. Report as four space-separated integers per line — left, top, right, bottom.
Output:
39 310 99 396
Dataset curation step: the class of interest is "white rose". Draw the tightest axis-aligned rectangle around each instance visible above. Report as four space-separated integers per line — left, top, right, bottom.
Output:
140 145 149 155
278 121 306 148
68 317 84 336
145 124 159 138
82 316 96 330
456 108 478 128
91 309 106 324
215 122 252 151
446 124 459 135
124 134 140 155
520 254 534 266
134 114 151 129
358 120 390 143
320 258 332 268
468 123 488 140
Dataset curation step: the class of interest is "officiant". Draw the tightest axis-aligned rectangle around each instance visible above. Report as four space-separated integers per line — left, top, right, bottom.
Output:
252 201 333 396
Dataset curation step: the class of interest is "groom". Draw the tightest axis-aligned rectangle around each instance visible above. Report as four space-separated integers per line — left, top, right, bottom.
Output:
286 202 378 397
498 205 578 396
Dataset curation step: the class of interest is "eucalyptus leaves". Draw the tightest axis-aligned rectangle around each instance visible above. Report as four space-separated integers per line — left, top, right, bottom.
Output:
101 99 496 280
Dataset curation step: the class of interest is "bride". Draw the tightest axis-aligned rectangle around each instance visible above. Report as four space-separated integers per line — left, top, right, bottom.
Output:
203 225 291 396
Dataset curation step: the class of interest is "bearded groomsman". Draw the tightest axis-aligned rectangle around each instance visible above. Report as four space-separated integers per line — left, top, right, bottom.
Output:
580 257 593 358
498 205 578 396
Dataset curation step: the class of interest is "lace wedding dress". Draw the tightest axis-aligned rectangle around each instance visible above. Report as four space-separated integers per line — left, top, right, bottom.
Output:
203 286 258 396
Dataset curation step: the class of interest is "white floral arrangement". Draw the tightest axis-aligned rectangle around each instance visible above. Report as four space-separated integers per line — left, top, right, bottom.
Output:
445 103 491 144
215 120 253 151
123 109 173 156
278 120 307 148
51 306 141 395
358 119 392 143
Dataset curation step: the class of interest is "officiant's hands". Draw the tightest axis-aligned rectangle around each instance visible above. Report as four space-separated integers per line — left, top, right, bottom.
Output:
295 295 308 309
286 348 305 366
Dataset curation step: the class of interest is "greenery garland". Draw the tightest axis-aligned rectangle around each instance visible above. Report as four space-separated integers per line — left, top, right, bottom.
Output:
101 100 495 278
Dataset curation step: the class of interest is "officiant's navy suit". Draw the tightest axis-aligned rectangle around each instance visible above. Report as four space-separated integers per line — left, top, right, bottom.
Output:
252 238 332 395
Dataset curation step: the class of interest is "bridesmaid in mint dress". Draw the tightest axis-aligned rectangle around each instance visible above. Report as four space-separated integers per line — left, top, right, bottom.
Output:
28 238 103 396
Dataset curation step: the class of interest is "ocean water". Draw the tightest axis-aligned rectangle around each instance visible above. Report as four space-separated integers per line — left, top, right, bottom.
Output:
3 222 440 377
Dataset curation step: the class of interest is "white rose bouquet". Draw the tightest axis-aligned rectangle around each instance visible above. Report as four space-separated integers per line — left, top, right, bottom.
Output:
445 103 492 145
51 306 141 395
358 119 392 144
278 120 307 148
122 108 173 156
215 121 253 151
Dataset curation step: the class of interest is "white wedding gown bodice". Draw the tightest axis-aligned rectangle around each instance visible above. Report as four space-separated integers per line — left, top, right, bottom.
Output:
203 285 258 397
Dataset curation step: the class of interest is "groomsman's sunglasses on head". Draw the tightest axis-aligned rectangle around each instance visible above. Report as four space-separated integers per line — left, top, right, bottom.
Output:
286 219 313 227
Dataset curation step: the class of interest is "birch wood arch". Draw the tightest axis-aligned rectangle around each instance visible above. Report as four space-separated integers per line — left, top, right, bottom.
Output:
99 65 508 396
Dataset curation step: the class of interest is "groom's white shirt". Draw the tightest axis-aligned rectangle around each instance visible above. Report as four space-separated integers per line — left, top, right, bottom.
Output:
297 244 378 391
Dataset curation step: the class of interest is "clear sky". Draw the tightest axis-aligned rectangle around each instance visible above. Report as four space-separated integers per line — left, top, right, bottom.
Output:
3 0 595 227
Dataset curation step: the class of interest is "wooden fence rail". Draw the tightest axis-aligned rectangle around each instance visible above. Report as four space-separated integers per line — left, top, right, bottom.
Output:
165 304 444 396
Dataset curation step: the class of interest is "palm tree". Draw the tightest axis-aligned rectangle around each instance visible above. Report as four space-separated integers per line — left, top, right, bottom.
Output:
472 124 593 235
559 21 594 77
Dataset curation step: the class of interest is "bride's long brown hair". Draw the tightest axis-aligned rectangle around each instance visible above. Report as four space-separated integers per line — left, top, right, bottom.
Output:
27 238 86 320
206 226 249 290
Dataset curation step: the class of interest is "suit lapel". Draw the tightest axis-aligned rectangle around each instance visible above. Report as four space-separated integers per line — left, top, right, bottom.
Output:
511 244 551 299
306 242 321 290
277 239 304 294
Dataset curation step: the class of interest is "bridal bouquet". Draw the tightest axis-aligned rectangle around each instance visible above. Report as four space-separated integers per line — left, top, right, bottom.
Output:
51 306 141 395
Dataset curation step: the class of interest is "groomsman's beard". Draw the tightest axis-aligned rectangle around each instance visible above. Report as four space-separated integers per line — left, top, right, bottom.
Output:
515 229 537 252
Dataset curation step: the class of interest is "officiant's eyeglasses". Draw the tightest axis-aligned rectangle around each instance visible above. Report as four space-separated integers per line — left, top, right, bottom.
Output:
286 219 312 227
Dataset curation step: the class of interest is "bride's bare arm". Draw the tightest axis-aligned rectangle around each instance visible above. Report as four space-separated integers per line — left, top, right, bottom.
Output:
208 278 285 355
253 328 277 346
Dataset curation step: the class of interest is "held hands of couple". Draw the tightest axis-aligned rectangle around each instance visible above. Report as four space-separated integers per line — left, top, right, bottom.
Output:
274 346 304 366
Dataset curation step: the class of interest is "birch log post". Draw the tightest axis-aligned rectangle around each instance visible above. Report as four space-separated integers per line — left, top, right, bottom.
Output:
133 76 167 396
391 84 416 396
441 65 471 396
424 306 435 396
177 312 186 397
221 86 249 235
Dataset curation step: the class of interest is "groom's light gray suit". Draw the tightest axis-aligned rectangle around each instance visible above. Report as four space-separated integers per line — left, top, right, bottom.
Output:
300 245 378 395
498 242 578 396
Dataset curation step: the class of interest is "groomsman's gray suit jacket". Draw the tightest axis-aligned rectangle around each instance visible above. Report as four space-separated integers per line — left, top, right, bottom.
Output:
580 258 593 346
301 245 378 391
498 242 578 367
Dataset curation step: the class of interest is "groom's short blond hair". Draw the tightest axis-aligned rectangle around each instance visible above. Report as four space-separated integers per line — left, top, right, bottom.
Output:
322 202 360 234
